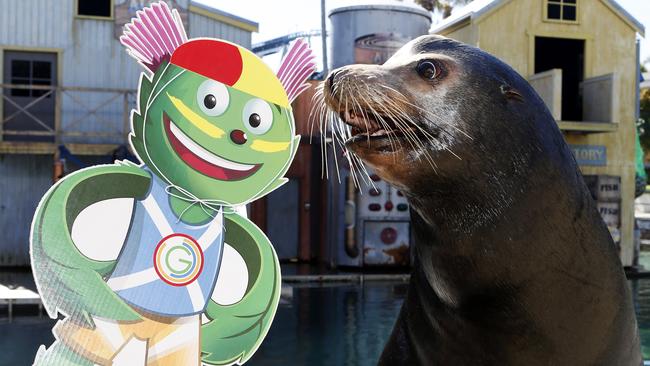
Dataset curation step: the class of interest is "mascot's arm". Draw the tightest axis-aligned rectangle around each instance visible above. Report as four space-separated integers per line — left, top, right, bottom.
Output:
30 162 151 326
201 213 281 365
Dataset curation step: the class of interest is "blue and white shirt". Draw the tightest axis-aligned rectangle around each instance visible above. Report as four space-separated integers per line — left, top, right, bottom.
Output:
107 169 224 317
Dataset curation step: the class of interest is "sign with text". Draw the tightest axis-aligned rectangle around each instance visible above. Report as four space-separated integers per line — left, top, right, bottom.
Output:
570 144 607 166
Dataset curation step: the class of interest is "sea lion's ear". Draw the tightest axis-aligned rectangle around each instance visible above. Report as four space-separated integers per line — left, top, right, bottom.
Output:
500 84 524 102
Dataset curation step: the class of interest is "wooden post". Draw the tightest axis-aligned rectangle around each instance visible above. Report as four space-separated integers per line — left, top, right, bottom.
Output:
53 148 63 183
0 86 4 142
54 87 62 146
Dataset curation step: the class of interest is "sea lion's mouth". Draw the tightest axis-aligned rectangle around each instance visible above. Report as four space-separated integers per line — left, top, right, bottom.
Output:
163 113 262 181
339 109 417 143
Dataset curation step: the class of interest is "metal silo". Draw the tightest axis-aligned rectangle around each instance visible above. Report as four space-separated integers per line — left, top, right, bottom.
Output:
328 3 431 70
326 3 431 268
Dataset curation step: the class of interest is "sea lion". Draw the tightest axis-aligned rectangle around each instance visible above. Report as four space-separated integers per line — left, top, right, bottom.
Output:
320 35 641 365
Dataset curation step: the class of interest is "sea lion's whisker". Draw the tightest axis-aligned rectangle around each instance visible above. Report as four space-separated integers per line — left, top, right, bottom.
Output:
389 88 473 141
376 93 433 149
358 83 399 153
384 111 438 170
374 98 440 172
378 93 447 163
308 89 325 144
330 115 342 183
311 95 329 179
377 84 472 142
348 86 374 146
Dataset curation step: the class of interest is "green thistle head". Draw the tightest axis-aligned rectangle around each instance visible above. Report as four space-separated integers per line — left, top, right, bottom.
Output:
130 62 299 206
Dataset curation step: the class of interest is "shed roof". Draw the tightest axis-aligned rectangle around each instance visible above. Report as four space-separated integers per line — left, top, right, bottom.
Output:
430 0 644 37
189 1 259 33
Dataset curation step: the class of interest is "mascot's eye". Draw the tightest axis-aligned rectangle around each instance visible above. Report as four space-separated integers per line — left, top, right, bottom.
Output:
197 79 229 116
416 60 438 80
242 98 273 135
204 95 216 109
249 113 261 127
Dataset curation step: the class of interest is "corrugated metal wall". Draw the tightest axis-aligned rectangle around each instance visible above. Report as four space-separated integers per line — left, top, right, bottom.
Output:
0 1 252 145
0 155 52 266
0 0 253 266
0 0 252 88
189 11 253 48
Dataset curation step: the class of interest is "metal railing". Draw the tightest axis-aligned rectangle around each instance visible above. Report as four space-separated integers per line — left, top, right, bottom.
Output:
0 83 136 144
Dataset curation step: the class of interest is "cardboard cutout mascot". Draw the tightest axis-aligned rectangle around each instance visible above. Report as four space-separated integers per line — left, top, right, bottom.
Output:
30 2 315 365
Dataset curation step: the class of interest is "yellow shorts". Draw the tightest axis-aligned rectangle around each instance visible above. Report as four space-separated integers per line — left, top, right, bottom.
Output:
55 310 201 366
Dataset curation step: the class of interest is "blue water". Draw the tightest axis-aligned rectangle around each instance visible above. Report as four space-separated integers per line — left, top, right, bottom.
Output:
3 279 650 365
249 282 406 365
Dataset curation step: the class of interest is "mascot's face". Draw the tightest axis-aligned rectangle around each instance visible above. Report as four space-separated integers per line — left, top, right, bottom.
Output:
141 64 296 205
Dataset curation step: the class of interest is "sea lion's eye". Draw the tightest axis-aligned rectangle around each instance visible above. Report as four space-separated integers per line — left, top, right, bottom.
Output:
197 79 229 116
242 98 273 135
416 60 438 80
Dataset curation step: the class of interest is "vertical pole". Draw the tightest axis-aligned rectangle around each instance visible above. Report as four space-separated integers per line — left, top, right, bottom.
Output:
634 39 641 121
633 39 642 268
321 0 328 77
123 92 130 145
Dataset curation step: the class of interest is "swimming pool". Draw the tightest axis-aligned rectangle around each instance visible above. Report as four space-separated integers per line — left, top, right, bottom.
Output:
2 279 650 365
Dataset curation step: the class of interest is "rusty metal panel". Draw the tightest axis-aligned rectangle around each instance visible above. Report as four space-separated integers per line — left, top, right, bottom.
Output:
356 177 409 220
0 154 52 266
362 221 410 266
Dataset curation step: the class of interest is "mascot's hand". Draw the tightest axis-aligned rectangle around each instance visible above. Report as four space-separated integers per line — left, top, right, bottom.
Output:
31 161 151 326
200 213 281 366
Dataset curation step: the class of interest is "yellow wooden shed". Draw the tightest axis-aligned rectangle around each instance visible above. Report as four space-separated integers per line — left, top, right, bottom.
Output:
431 0 645 266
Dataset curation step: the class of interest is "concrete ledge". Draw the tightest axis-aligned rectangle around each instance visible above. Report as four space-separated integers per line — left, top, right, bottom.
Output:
282 274 410 283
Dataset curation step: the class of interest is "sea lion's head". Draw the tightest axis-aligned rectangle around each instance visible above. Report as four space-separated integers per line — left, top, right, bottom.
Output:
322 35 565 202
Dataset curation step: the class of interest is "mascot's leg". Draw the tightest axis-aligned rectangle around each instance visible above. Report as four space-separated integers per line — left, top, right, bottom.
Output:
35 313 200 365
33 341 93 366
143 314 201 365
51 316 141 365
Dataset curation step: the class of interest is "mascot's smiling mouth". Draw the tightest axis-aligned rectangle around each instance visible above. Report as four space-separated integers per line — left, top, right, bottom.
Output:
163 113 262 181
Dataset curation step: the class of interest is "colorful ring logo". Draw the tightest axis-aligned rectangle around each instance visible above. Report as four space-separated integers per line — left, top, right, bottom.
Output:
153 233 204 286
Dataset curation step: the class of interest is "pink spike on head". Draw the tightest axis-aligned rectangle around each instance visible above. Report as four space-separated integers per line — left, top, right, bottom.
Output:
278 39 317 103
120 1 187 73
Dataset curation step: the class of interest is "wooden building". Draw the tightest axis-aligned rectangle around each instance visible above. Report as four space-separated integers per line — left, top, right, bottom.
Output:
0 0 258 266
431 0 644 266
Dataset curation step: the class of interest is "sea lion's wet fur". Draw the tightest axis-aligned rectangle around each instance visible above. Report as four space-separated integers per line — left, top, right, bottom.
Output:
322 35 641 365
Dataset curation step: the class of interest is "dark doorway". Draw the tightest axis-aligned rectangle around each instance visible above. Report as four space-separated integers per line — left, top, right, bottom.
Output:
3 51 57 141
535 37 584 121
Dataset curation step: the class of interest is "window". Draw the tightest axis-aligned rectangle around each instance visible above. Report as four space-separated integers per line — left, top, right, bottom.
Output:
9 59 53 98
546 0 577 22
77 0 112 19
